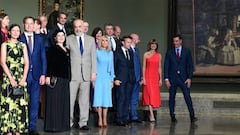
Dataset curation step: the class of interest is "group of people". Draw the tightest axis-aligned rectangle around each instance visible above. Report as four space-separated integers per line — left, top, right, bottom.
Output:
0 10 197 135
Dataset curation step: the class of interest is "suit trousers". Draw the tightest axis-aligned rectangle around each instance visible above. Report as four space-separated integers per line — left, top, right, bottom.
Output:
27 72 41 131
116 81 132 123
169 77 195 118
130 81 140 120
70 79 90 127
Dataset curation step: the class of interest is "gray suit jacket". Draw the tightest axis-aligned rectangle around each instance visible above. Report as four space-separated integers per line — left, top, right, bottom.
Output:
66 34 97 81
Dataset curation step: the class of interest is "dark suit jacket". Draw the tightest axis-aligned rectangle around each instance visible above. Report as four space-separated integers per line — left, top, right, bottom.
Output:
114 37 122 52
49 25 70 46
114 48 135 83
130 47 141 82
19 33 47 81
164 46 193 84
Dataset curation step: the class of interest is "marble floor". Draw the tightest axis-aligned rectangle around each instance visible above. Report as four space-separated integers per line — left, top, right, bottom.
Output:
37 114 240 135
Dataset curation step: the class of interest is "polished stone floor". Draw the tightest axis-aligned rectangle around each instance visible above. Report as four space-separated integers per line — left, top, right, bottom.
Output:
38 114 240 135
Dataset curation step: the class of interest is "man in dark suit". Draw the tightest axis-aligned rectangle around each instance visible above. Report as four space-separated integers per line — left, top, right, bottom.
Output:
114 35 135 126
49 12 69 45
104 23 122 52
164 34 197 123
129 33 142 123
20 16 47 135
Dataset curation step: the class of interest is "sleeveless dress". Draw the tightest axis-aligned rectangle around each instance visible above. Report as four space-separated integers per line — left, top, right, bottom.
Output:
142 53 161 108
0 41 29 134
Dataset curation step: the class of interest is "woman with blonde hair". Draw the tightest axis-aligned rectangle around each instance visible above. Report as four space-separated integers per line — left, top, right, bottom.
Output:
93 35 115 128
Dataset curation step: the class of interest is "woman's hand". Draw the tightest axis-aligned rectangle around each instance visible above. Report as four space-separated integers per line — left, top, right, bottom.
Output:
45 77 50 85
18 78 26 87
10 78 18 87
142 78 146 85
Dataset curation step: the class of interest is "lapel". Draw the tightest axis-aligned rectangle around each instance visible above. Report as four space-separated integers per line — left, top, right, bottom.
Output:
21 34 32 56
32 34 37 54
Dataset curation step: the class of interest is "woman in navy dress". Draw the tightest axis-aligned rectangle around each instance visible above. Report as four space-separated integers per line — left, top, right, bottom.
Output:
93 35 115 128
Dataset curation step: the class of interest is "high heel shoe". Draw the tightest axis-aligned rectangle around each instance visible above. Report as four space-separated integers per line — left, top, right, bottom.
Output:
103 124 107 128
98 124 103 128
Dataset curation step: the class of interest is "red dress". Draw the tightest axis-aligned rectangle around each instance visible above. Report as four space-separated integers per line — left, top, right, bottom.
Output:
142 53 161 108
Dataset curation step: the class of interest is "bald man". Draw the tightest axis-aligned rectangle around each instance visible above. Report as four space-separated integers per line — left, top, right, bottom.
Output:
66 19 96 130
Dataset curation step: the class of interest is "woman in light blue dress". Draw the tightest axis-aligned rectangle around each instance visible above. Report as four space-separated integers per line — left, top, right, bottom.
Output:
93 35 115 128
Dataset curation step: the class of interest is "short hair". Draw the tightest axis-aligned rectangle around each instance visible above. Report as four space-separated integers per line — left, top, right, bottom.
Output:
122 35 132 42
34 18 41 25
98 35 112 51
104 23 114 29
58 12 68 18
8 24 21 38
91 27 103 39
147 39 159 51
23 16 34 24
173 34 182 40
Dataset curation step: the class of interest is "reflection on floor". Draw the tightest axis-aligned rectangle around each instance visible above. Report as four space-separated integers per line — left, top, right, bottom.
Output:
38 114 240 135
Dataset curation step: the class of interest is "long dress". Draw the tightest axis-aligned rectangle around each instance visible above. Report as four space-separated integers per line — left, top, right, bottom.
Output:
0 41 29 134
93 49 115 107
142 53 161 108
44 45 70 131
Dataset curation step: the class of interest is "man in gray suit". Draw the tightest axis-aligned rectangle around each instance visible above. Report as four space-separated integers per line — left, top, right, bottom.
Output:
66 19 97 130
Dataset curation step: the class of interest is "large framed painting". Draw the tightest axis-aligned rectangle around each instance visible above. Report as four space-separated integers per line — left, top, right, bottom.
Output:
39 0 84 33
169 0 240 83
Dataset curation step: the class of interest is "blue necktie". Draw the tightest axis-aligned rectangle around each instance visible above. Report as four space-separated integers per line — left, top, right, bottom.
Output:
110 37 114 50
79 36 83 55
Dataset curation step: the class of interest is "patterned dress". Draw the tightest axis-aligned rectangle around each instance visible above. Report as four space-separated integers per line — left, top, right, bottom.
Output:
0 41 29 134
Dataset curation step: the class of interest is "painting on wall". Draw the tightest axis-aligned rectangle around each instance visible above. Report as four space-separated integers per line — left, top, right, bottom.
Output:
194 0 240 76
39 0 84 33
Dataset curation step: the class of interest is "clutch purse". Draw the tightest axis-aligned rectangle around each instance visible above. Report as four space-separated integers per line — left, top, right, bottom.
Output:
12 87 24 96
7 85 24 96
48 76 57 88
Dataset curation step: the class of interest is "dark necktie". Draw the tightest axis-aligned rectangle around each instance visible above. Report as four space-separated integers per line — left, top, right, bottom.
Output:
126 50 130 60
176 48 180 61
28 35 33 53
79 36 83 55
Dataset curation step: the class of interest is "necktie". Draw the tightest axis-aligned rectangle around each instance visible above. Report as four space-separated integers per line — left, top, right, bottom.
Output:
28 35 33 53
62 25 66 34
176 48 180 61
110 37 114 51
79 36 83 55
126 50 130 60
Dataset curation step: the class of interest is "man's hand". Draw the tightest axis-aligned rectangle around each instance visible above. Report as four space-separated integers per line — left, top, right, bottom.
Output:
39 75 46 85
91 73 96 82
165 80 171 89
114 80 121 86
185 79 191 88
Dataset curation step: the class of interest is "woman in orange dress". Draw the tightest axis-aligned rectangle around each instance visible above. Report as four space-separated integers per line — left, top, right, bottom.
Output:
142 39 162 122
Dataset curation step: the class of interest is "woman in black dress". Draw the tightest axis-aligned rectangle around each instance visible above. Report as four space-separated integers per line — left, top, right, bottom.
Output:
44 30 70 132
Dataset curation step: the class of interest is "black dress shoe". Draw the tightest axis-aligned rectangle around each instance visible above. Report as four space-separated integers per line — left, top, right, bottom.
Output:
116 122 126 126
132 119 143 123
190 117 198 123
71 123 80 129
29 131 40 135
171 117 177 123
80 125 90 130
